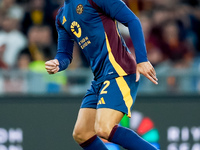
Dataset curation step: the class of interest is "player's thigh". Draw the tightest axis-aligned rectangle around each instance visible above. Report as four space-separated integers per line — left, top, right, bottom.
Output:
95 108 124 139
95 74 139 139
73 108 96 143
74 80 99 135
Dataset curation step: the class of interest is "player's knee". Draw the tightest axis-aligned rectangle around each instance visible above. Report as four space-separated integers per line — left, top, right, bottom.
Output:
73 127 96 144
72 127 84 143
95 122 111 139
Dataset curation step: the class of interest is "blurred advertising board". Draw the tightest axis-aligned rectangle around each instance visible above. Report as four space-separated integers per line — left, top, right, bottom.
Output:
0 94 199 150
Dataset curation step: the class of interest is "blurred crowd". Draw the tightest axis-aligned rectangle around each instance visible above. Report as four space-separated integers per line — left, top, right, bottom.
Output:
0 0 200 94
125 0 200 68
0 0 61 71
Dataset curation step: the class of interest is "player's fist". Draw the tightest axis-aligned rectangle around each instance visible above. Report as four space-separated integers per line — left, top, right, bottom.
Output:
45 59 60 74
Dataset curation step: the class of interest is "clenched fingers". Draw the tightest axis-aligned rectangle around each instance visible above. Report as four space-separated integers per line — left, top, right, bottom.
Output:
45 60 57 67
46 67 59 74
45 65 56 70
51 67 59 73
45 59 60 74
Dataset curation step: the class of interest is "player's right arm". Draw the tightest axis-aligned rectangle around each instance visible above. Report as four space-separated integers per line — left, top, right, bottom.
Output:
45 11 74 74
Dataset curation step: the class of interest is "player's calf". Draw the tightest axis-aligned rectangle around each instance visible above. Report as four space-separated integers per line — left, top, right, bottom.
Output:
108 125 158 150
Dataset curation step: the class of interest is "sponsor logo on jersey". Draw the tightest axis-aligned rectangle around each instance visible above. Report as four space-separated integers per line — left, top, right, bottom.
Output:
70 21 82 38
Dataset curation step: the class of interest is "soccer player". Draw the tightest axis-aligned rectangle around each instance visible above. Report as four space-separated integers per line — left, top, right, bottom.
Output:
45 0 158 149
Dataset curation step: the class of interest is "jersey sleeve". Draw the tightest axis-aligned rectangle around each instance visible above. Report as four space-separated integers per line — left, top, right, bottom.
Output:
55 14 74 71
114 5 148 63
93 0 148 63
92 0 148 64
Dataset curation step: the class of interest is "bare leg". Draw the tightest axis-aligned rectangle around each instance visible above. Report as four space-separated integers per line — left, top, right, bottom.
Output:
73 108 96 144
95 108 124 139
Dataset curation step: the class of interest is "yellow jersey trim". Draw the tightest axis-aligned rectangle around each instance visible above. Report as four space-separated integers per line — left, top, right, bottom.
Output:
116 76 133 118
105 33 127 76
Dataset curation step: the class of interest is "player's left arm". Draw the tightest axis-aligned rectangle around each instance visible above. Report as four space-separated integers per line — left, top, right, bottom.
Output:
113 6 158 84
93 0 158 84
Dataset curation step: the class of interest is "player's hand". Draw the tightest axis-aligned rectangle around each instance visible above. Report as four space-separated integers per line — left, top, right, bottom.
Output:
45 59 60 74
136 61 158 85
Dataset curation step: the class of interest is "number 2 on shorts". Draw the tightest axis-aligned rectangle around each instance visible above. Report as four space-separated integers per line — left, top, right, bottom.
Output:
100 81 110 94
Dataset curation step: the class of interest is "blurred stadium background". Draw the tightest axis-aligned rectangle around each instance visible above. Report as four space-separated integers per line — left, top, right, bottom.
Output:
0 0 200 150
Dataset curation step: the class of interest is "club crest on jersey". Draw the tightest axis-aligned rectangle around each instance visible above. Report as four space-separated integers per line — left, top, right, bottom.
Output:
76 4 84 14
